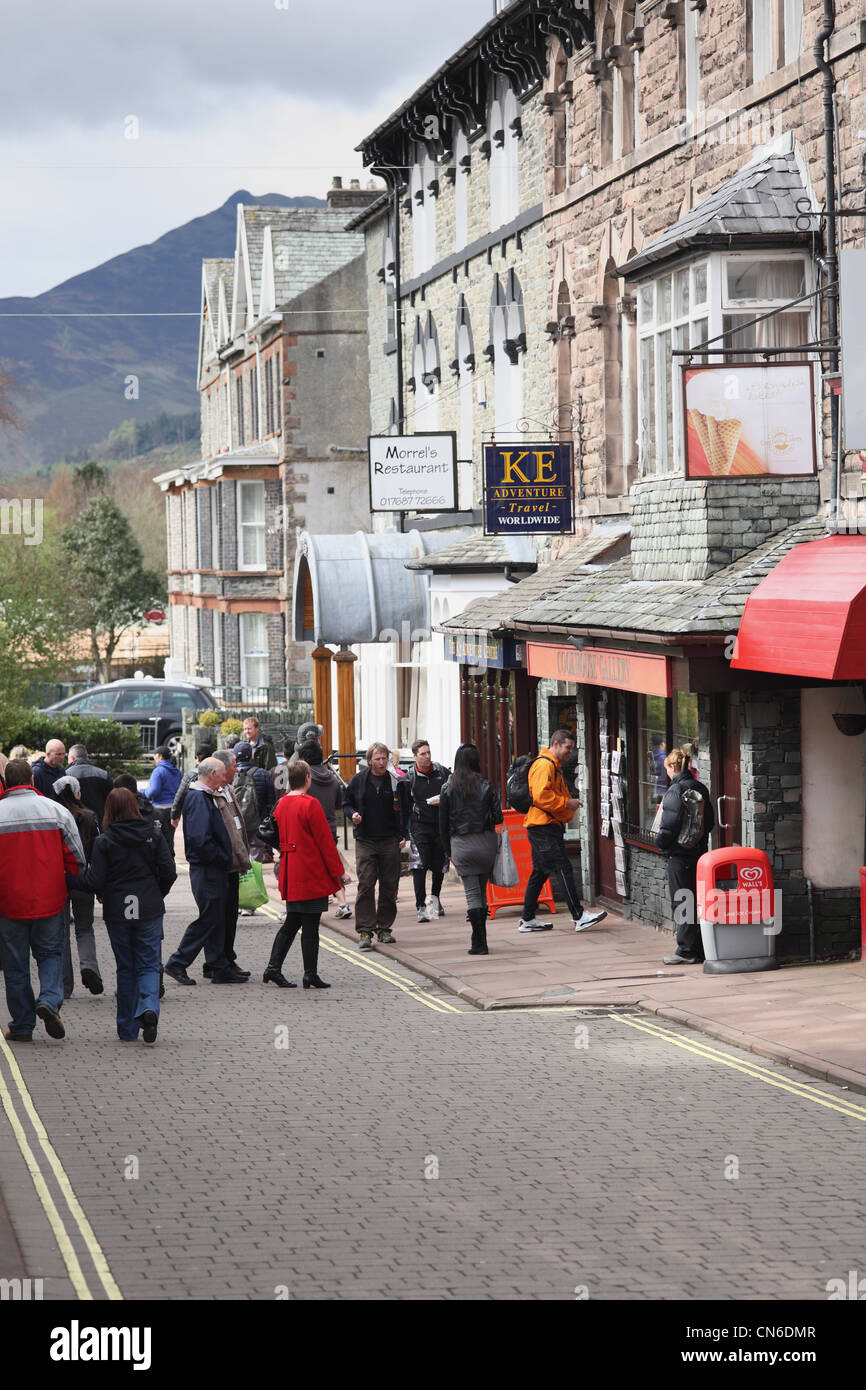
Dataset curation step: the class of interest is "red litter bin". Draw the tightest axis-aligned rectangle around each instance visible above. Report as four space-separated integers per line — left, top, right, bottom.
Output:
696 847 779 974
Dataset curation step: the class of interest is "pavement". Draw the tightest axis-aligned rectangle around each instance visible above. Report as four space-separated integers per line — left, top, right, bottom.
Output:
309 844 866 1098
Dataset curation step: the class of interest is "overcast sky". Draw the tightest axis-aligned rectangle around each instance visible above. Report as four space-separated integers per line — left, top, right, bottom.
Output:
1 0 496 299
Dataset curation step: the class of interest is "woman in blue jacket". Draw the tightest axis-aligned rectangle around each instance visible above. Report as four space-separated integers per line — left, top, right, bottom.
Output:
145 747 183 807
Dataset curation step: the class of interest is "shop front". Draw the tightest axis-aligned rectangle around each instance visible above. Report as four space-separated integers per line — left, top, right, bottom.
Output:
444 631 532 802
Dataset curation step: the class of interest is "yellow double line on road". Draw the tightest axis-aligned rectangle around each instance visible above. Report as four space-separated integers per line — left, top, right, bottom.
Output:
610 1011 866 1124
0 1035 122 1299
258 902 462 1014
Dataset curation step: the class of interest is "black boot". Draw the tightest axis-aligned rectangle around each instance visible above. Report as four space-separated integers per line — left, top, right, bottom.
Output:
301 925 328 988
467 907 488 955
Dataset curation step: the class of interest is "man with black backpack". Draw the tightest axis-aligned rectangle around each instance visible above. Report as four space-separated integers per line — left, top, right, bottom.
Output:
509 729 607 934
655 747 715 964
232 741 276 864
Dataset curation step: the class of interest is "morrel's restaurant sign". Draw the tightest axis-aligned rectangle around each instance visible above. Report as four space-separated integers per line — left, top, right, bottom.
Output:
484 442 573 534
368 433 458 513
527 642 671 697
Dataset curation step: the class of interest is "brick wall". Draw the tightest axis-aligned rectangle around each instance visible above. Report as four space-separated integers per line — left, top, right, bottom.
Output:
220 481 237 570
223 612 241 686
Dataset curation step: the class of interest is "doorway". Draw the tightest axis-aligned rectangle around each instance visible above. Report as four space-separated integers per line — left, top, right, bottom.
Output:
714 693 741 847
589 687 621 901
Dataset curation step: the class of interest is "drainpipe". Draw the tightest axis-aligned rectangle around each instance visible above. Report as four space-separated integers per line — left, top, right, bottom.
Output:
814 1 840 507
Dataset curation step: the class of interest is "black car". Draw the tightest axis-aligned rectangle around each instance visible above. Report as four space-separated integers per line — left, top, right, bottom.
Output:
40 680 217 757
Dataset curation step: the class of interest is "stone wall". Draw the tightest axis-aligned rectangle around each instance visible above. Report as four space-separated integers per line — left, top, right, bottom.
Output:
630 476 821 580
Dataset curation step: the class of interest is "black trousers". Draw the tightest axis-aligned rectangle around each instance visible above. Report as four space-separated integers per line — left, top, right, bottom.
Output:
168 864 230 971
412 830 446 908
522 822 582 921
268 912 320 975
667 855 704 959
224 871 240 964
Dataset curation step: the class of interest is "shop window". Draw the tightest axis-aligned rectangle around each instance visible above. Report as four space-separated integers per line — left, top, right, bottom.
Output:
237 481 266 570
632 692 699 833
240 612 269 691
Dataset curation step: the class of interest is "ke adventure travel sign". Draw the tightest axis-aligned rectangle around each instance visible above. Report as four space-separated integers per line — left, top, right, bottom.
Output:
368 433 458 513
527 642 672 698
484 442 573 534
683 363 817 479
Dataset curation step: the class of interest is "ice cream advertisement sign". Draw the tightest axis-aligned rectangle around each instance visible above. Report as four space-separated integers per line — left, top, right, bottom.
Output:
683 363 816 479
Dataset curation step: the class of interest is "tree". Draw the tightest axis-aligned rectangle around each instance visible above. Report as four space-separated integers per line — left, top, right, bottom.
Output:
0 525 76 706
60 496 166 683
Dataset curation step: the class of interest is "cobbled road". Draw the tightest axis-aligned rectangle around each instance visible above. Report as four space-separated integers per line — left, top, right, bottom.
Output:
1 868 863 1301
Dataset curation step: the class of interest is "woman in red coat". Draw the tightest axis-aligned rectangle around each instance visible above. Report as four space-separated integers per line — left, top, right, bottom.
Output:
263 760 351 989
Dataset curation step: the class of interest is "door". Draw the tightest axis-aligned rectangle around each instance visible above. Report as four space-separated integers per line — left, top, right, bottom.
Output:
715 693 741 846
590 688 620 900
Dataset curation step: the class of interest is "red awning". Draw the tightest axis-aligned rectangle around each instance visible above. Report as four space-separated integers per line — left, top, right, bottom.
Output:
732 536 866 679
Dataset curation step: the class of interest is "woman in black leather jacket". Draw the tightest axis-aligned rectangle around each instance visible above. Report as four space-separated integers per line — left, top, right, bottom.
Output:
439 743 502 956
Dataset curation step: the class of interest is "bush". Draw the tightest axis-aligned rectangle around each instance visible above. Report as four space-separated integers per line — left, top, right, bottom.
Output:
197 709 221 727
0 709 144 773
220 717 244 737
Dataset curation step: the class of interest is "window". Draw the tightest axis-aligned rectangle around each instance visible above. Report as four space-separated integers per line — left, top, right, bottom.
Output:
684 1 700 130
249 363 259 441
410 143 437 274
210 486 220 569
550 45 569 196
489 78 519 230
212 610 222 686
454 124 469 250
634 692 699 833
72 689 119 715
240 613 269 690
162 687 198 715
237 481 266 570
490 271 525 438
637 259 710 475
411 313 440 432
750 0 803 81
455 295 475 461
235 375 245 447
115 687 163 714
722 255 809 360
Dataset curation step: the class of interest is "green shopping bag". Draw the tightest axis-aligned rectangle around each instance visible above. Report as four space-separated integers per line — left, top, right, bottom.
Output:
238 860 268 911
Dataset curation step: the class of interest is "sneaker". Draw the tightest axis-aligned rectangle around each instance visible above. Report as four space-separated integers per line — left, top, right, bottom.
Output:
377 930 396 944
518 918 553 932
81 968 104 995
35 1004 65 1039
140 1010 158 1044
574 910 607 931
416 906 431 923
429 895 445 918
662 953 700 965
335 904 352 919
358 932 374 951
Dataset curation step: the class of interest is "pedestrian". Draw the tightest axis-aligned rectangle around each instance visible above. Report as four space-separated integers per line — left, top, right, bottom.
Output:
67 743 112 827
170 742 215 829
299 742 351 920
72 787 176 1043
243 716 276 771
164 758 242 986
519 728 607 935
263 760 352 989
406 739 450 922
211 748 252 974
343 741 410 951
656 747 715 965
439 744 501 956
31 739 67 799
288 722 323 764
144 746 182 810
53 775 103 998
0 758 85 1041
8 745 29 761
232 740 276 864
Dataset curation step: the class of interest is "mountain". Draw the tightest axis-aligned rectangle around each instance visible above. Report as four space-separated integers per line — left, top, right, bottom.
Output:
0 190 324 472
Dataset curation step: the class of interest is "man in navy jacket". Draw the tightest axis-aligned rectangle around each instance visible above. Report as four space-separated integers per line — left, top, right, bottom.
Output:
164 758 242 986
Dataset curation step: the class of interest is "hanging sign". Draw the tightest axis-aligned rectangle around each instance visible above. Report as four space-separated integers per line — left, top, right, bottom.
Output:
368 433 458 513
484 442 573 534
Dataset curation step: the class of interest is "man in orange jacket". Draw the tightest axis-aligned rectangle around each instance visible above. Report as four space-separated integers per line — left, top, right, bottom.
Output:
518 728 607 934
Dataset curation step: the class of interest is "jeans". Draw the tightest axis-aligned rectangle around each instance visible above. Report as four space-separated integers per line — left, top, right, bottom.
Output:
167 863 230 972
268 912 321 975
0 913 65 1037
62 892 101 997
105 915 163 1040
354 838 401 935
412 831 446 908
522 823 582 921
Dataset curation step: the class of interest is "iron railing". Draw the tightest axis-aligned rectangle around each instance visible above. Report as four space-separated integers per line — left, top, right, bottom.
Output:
210 685 314 718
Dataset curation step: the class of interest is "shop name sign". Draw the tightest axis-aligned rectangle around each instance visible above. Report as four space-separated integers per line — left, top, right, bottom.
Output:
484 442 573 534
527 642 672 698
443 633 522 668
368 433 458 513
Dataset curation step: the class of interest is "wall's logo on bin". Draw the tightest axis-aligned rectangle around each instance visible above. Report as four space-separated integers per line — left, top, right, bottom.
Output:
739 865 765 887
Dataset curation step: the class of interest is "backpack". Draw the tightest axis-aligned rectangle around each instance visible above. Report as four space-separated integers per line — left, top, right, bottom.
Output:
506 754 535 813
233 768 260 837
677 785 706 849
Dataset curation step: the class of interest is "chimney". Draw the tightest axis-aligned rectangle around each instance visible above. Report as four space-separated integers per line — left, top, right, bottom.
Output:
327 174 385 210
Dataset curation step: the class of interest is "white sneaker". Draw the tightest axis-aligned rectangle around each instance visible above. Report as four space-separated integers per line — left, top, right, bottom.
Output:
518 918 553 932
574 909 607 932
428 895 444 918
417 906 431 923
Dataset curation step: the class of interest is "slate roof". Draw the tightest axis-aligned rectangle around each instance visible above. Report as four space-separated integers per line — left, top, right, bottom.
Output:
619 150 811 279
404 535 539 572
270 228 365 307
441 514 829 640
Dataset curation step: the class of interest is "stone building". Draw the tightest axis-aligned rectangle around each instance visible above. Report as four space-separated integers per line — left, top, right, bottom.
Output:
156 182 378 707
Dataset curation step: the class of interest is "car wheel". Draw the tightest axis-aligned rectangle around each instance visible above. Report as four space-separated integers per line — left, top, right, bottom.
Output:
165 731 183 761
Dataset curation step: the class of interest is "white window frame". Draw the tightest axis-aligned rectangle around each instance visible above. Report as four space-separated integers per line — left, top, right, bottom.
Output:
212 608 222 686
751 0 773 82
209 485 220 569
240 612 269 691
237 480 267 572
636 250 813 476
684 2 700 128
783 0 803 65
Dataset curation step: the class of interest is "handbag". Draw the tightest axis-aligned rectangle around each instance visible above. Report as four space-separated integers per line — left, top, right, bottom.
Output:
238 859 268 911
490 824 520 888
257 812 279 848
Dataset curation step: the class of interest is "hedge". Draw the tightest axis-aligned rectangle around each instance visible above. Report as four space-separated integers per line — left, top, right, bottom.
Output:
0 710 145 771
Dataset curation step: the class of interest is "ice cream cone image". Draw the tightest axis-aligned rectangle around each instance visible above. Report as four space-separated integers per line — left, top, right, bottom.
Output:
689 408 742 475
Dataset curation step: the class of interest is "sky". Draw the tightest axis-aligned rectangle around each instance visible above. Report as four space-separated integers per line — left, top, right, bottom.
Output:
1 0 497 299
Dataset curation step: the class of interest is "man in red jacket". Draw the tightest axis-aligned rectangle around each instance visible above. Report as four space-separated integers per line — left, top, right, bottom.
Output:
0 759 85 1041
